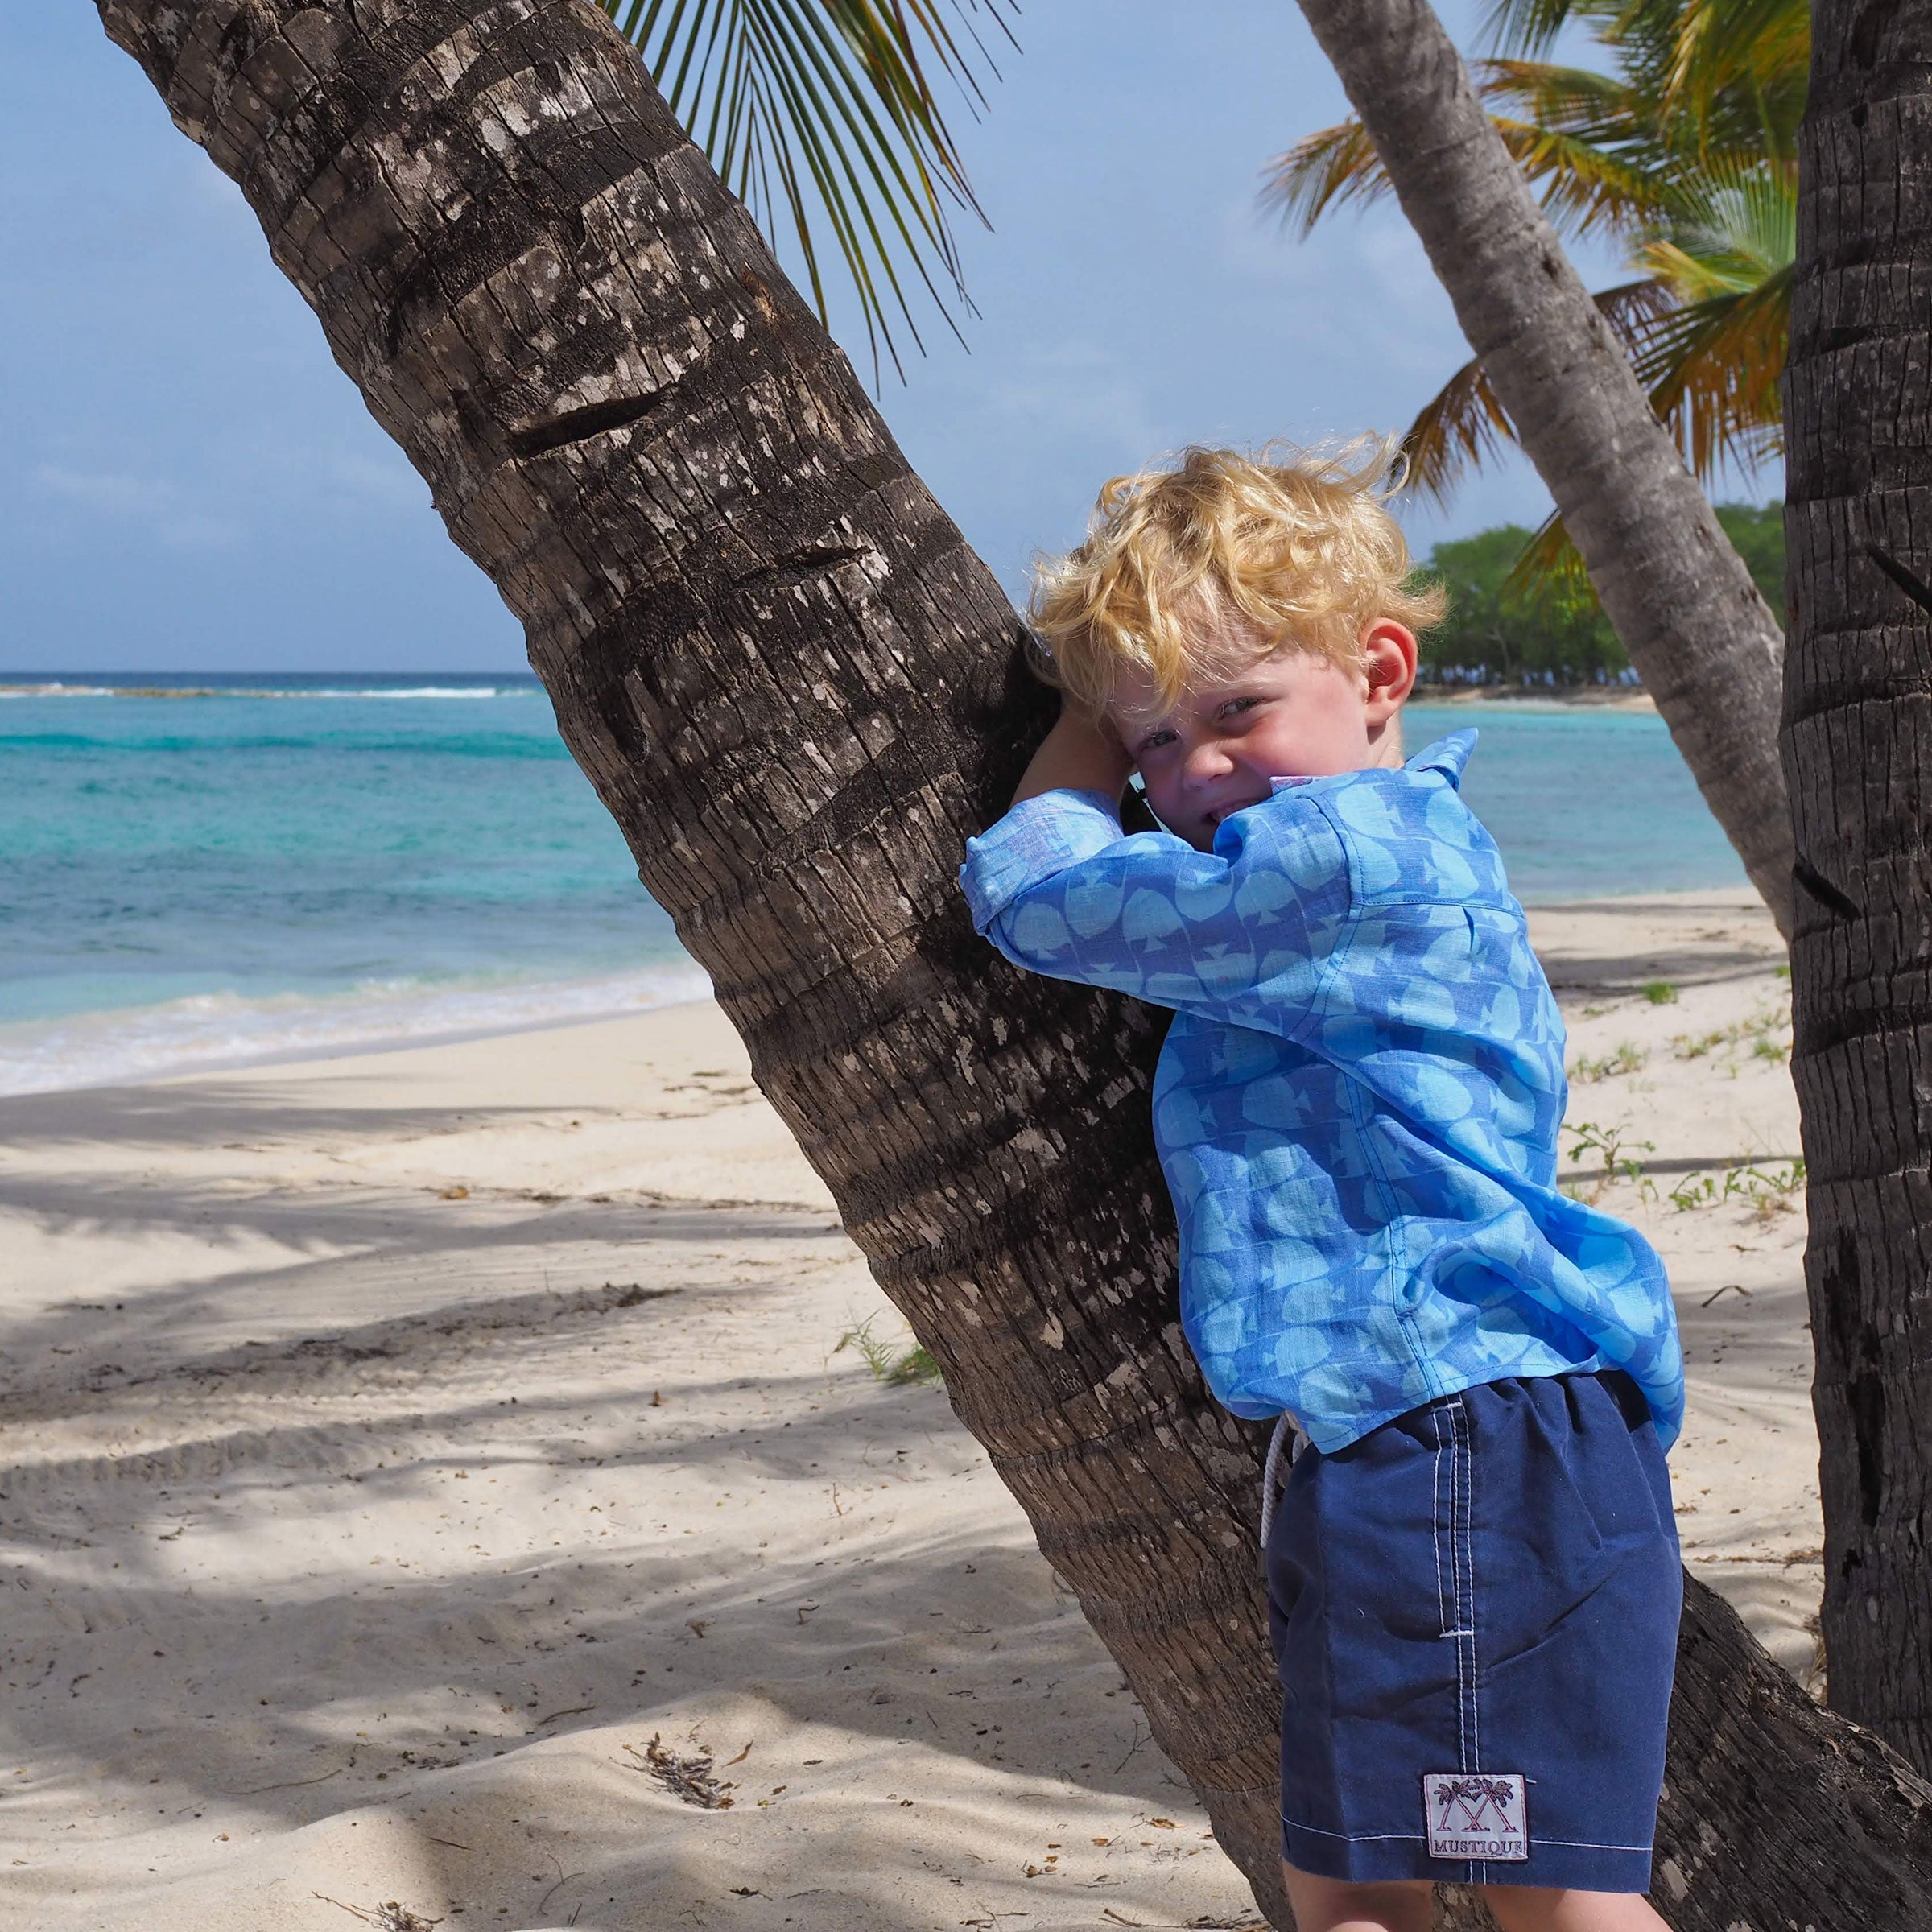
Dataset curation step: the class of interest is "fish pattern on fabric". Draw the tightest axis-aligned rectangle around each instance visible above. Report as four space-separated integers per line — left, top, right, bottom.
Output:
959 729 1683 1455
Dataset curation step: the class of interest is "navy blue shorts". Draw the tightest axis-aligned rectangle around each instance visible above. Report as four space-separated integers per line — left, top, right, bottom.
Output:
1266 1371 1680 1892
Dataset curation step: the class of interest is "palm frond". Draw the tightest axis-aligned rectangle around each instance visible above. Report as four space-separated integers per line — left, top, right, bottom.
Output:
1480 0 1612 58
1477 55 1789 225
1399 356 1519 508
605 0 1018 382
1263 99 1680 246
1501 510 1597 613
1259 117 1393 234
1633 264 1790 477
1635 155 1794 295
1480 56 1643 134
1486 112 1682 237
1592 275 1679 342
1620 154 1791 477
1663 0 1809 135
1276 0 1799 511
1397 281 1669 505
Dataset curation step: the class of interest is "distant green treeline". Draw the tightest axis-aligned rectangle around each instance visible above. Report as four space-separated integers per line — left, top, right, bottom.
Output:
1414 504 1784 687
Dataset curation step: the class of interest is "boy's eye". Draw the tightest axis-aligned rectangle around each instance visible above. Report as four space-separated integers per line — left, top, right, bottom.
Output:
1136 728 1178 753
1220 695 1264 718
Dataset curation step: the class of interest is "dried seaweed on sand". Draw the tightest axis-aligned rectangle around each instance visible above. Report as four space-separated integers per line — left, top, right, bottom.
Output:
624 1732 737 1808
314 1897 442 1932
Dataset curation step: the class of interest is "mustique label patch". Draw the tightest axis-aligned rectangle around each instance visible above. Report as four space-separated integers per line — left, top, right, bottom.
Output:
1422 1773 1529 1861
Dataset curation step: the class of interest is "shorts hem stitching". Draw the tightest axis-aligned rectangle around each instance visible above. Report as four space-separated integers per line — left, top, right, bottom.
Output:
1532 1837 1655 1852
1281 1820 1425 1843
1283 1820 1652 1855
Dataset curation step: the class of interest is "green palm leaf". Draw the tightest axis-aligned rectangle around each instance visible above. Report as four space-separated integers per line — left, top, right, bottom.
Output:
1500 511 1596 614
604 0 1018 382
1663 0 1809 126
1265 64 1691 246
1261 115 1389 233
1635 266 1790 476
1398 282 1674 505
1480 0 1579 59
1635 155 1794 294
1630 157 1793 475
1485 109 1677 238
1274 0 1803 555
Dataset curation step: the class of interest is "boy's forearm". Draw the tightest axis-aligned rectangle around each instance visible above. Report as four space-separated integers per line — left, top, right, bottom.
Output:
1012 706 1133 807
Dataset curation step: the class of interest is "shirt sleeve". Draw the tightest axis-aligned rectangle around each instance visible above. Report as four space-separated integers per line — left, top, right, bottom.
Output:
958 786 1352 1030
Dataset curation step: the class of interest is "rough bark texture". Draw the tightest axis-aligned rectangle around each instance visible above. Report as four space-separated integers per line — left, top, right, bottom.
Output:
1787 0 1932 1777
88 1 1932 1924
1294 0 1796 936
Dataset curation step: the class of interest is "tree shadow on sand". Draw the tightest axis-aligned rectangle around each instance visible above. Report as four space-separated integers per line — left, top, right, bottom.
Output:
0 1211 1260 1930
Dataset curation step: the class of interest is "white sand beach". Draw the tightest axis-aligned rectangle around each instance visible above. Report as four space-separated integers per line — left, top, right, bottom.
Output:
0 888 1813 1930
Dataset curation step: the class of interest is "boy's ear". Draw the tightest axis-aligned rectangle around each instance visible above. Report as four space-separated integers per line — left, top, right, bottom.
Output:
1360 619 1420 720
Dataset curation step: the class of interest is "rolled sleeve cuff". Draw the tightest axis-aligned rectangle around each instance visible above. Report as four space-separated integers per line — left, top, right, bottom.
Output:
959 788 1125 932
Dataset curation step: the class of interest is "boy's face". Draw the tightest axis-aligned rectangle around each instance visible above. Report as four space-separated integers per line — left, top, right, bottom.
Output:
1109 618 1418 852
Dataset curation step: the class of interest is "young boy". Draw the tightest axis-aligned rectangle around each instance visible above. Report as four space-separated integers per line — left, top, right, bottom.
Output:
958 445 1683 1932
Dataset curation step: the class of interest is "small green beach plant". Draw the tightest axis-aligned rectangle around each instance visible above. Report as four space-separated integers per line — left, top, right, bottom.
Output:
1563 1119 1657 1202
1571 1041 1649 1083
1670 1001 1790 1067
1641 980 1679 1005
1667 1171 1719 1212
1669 1158 1805 1213
836 1313 943 1387
1673 1025 1731 1059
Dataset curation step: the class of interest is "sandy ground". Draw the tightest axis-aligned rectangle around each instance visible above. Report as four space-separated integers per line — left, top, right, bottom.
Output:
1530 888 1818 1686
0 887 1813 1930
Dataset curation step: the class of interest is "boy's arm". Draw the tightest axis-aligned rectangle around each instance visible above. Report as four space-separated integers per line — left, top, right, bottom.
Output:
1011 704 1133 807
959 760 1348 1033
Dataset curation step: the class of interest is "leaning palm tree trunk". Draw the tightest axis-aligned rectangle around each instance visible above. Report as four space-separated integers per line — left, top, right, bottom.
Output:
1785 0 1932 1775
92 1 1932 1925
1294 0 1796 935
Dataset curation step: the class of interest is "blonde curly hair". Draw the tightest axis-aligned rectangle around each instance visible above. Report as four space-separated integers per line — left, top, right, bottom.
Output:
1029 439 1446 715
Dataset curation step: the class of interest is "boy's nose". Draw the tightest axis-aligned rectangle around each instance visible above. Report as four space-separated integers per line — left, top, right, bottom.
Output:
1183 740 1236 782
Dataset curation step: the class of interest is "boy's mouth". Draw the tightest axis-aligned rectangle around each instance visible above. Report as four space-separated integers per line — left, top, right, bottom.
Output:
1206 795 1265 828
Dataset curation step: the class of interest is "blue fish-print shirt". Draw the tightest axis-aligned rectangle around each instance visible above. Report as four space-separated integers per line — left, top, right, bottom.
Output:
959 730 1682 1454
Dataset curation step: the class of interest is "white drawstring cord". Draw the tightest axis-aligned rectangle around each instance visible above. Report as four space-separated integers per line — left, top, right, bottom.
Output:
1259 1412 1306 1547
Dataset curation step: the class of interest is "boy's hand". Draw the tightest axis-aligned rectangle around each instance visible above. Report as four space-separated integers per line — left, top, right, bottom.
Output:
1013 702 1134 807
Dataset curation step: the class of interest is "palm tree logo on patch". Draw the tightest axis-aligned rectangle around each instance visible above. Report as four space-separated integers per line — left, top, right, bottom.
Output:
1423 1773 1530 1860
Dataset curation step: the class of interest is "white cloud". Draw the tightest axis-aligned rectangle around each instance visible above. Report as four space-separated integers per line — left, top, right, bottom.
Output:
319 448 431 511
35 464 236 549
985 342 1163 460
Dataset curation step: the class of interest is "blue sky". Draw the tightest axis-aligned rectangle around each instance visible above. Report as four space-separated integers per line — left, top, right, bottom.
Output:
0 2 1751 673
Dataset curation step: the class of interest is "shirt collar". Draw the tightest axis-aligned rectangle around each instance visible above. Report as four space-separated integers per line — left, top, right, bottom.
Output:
1404 728 1477 790
1264 728 1478 798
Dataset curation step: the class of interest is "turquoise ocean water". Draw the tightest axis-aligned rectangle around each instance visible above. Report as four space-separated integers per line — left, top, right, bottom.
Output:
0 677 1745 1096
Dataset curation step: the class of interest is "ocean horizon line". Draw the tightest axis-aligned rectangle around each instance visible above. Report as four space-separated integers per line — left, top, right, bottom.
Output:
0 667 532 676
0 668 539 700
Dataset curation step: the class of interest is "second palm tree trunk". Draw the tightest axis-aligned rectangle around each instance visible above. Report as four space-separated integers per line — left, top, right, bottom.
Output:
1294 0 1796 935
1786 0 1932 1777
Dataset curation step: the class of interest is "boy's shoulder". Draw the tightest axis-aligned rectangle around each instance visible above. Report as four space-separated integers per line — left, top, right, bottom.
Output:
1257 729 1508 906
1256 728 1474 817
1330 725 1476 807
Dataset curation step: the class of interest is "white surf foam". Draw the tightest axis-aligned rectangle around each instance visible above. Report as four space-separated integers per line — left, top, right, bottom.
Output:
0 683 517 700
0 964 713 1097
